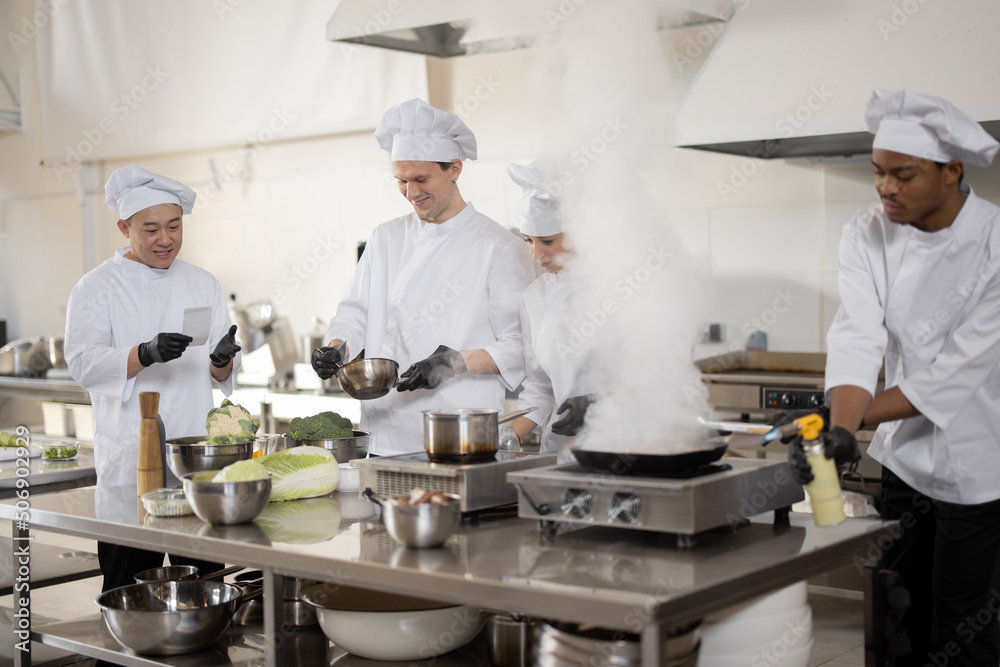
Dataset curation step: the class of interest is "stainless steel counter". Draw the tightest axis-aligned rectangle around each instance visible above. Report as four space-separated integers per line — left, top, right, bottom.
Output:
0 448 96 499
0 377 90 404
1 485 898 667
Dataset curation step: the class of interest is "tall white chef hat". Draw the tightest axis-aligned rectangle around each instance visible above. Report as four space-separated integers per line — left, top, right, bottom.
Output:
865 89 1000 167
374 98 477 162
105 166 197 221
508 160 562 237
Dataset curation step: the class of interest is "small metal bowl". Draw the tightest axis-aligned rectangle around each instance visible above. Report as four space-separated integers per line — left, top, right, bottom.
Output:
181 471 271 525
336 358 399 400
293 431 371 463
133 565 199 585
363 489 460 548
96 580 244 655
165 437 253 478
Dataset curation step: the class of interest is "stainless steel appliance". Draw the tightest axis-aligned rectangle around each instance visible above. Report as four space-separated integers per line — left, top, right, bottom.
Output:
508 457 804 547
357 451 558 513
696 350 827 418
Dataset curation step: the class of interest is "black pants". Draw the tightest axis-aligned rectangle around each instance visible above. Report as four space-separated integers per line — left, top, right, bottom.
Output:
879 467 1000 667
97 541 224 592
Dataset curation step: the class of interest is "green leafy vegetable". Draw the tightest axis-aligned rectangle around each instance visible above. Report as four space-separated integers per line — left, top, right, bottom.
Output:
257 446 340 501
42 445 77 459
254 498 342 543
206 399 260 443
286 411 354 440
212 459 269 483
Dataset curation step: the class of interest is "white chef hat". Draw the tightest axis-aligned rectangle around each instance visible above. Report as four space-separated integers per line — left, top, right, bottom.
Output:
374 98 477 162
508 160 562 237
865 89 999 167
105 166 197 221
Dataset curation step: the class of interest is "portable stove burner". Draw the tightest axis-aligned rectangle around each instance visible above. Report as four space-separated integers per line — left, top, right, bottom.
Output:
508 457 804 546
356 450 558 513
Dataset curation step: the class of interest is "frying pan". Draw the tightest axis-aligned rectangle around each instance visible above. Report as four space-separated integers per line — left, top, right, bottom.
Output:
570 442 729 475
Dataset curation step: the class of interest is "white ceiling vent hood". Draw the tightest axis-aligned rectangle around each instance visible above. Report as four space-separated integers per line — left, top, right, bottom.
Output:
326 0 736 58
674 0 1000 160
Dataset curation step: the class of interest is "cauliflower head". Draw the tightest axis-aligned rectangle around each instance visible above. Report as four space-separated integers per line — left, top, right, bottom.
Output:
206 399 260 443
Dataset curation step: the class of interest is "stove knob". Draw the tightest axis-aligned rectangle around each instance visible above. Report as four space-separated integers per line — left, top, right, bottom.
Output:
780 393 796 408
808 393 824 408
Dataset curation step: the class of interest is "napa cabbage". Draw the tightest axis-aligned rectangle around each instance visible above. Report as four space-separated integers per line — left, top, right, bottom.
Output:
257 446 340 501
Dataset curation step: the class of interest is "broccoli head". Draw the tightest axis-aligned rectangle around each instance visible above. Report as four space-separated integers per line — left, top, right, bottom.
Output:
286 411 354 440
206 399 260 443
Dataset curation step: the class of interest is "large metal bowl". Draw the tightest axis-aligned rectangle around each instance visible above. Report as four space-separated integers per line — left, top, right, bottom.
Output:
165 437 253 478
133 565 199 585
292 431 371 463
96 580 244 655
182 471 272 525
336 358 399 400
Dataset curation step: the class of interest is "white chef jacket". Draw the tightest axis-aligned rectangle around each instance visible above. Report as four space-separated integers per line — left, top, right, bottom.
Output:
517 272 597 455
826 186 1000 504
327 203 535 456
65 248 239 488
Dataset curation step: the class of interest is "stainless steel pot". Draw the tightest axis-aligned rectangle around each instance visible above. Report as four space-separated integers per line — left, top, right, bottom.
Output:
0 338 45 376
486 611 532 667
423 409 531 463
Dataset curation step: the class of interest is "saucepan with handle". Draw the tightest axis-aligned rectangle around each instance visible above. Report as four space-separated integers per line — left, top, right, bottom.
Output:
423 408 533 463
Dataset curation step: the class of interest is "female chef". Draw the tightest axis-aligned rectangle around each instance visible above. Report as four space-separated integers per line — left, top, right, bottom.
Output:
813 89 1000 667
508 161 597 456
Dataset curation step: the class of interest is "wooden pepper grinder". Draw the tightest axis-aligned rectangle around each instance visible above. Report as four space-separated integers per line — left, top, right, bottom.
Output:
137 392 164 496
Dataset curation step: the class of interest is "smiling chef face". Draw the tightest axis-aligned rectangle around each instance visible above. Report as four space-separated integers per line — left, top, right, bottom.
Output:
872 148 964 229
393 160 465 224
117 203 184 269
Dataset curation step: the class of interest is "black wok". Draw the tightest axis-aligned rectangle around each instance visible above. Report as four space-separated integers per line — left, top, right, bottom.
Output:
570 443 729 475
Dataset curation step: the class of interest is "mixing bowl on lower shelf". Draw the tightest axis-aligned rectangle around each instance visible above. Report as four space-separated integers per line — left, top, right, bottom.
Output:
181 471 271 525
165 437 253 478
96 580 244 656
301 583 485 661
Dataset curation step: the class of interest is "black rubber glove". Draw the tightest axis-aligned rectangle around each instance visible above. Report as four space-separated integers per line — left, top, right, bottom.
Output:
209 325 241 368
137 333 192 367
551 395 595 436
397 345 467 392
770 407 831 443
311 342 347 380
787 425 862 484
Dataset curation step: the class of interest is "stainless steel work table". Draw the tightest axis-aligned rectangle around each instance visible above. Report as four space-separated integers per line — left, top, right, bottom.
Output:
0 448 96 500
2 485 898 666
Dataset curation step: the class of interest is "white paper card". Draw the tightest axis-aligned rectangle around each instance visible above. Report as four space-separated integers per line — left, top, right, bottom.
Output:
182 307 212 346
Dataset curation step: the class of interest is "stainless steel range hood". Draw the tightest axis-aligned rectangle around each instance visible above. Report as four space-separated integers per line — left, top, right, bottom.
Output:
673 0 1000 159
326 0 735 58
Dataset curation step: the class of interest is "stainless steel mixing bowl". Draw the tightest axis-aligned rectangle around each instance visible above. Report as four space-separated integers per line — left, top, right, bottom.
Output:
292 431 371 463
96 580 244 655
336 358 399 400
363 488 461 548
181 471 272 525
165 437 253 478
133 565 199 585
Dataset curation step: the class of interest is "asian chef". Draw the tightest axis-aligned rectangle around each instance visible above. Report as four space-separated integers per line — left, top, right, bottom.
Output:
65 166 241 591
312 99 535 455
819 89 1000 666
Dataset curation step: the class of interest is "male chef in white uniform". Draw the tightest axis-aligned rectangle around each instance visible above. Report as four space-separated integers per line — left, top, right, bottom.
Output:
816 90 1000 666
65 166 242 592
312 99 535 455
